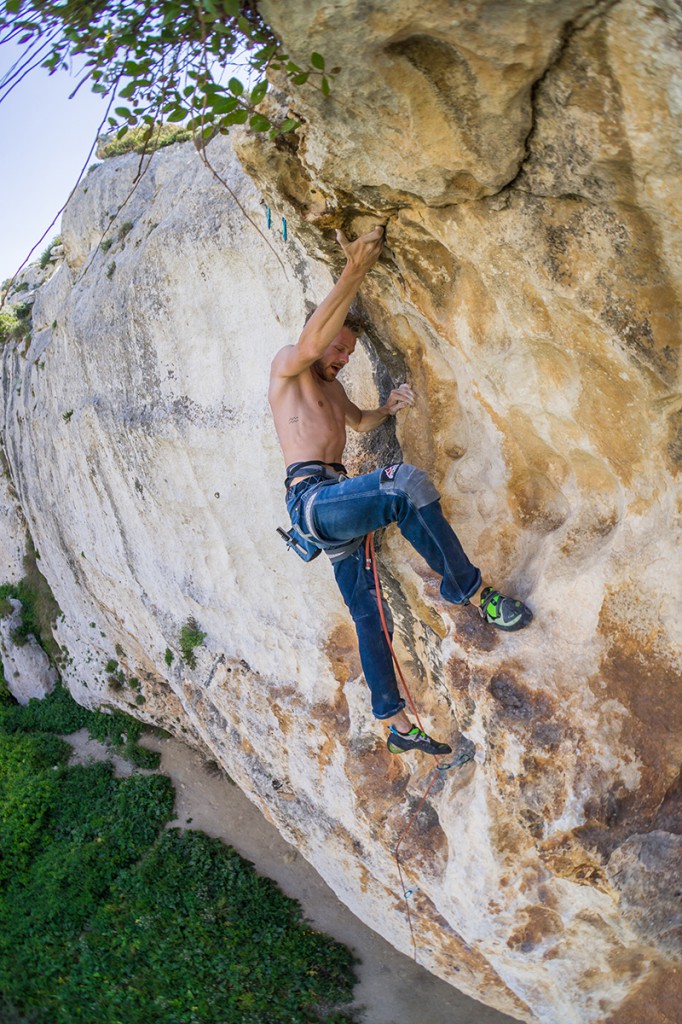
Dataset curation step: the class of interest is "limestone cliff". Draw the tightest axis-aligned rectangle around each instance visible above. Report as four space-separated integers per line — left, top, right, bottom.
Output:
0 1 680 1022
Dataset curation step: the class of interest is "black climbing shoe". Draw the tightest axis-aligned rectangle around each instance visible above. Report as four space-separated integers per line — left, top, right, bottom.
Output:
478 587 532 631
387 725 452 757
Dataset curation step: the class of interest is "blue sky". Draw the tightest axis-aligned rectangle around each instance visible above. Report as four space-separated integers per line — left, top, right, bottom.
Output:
0 38 258 285
0 40 108 282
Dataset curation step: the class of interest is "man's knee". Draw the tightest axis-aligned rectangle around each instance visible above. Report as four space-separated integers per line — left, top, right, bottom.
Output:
381 463 439 509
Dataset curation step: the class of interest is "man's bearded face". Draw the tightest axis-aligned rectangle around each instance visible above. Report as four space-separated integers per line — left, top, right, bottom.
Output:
314 327 357 381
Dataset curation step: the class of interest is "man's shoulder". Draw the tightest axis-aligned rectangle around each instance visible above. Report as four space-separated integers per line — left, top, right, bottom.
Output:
270 345 296 382
269 350 312 396
270 343 295 367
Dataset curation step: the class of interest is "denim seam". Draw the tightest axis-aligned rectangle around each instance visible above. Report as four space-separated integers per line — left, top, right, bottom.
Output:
410 501 479 605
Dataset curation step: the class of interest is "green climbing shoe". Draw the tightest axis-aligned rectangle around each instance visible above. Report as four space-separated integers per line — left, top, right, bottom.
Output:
478 587 532 631
387 725 452 757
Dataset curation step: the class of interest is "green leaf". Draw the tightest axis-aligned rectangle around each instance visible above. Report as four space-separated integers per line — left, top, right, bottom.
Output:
210 95 238 114
321 76 331 96
250 80 267 105
253 45 275 61
114 107 132 118
228 77 243 96
249 114 271 132
167 108 186 122
116 126 129 140
310 52 325 70
292 72 310 85
279 118 300 133
5 0 22 12
224 109 249 126
119 82 135 99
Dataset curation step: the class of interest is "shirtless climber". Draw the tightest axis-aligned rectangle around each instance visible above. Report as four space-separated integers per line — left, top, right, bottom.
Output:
268 225 532 757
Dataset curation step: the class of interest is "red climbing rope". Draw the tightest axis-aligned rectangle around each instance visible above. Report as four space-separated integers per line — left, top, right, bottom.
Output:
364 530 473 962
364 532 429 736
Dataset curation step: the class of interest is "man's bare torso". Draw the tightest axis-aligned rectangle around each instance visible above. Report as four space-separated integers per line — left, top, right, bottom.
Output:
268 354 350 474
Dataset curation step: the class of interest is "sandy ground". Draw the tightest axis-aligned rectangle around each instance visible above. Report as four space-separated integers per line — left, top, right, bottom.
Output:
65 730 520 1024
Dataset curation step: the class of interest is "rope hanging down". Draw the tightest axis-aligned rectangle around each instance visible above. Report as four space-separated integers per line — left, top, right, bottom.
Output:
364 531 474 962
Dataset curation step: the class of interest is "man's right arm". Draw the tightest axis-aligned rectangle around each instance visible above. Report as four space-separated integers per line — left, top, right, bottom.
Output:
272 226 384 379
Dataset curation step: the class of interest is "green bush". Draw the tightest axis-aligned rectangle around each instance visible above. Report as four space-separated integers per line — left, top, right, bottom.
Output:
0 308 29 345
0 683 160 769
0 686 358 1023
179 618 206 669
38 236 61 268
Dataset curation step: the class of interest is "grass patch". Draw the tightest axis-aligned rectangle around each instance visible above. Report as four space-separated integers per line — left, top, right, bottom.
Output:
0 685 358 1023
179 618 206 669
97 122 193 159
117 220 133 242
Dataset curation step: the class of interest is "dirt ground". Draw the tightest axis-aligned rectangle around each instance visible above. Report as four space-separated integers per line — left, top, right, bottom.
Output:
65 730 520 1024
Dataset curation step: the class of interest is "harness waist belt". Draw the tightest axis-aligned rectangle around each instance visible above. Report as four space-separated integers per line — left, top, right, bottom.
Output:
285 460 347 489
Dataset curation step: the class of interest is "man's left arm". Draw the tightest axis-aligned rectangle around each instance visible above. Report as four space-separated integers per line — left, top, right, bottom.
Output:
345 384 415 433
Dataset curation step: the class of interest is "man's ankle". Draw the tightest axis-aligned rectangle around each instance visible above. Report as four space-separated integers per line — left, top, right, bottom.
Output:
386 713 412 733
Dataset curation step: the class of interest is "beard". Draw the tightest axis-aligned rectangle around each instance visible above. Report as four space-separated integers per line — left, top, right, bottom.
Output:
313 360 339 382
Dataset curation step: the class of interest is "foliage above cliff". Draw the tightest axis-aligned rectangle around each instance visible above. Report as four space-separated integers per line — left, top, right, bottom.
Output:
0 0 334 143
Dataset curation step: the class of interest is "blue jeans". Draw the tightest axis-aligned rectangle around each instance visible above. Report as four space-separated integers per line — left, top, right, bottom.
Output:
286 464 481 719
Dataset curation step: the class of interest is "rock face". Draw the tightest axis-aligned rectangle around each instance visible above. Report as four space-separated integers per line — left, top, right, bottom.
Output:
0 1 680 1022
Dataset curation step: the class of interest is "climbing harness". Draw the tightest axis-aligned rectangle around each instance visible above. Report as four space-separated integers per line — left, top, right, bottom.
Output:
276 525 321 562
364 530 474 963
277 463 363 564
